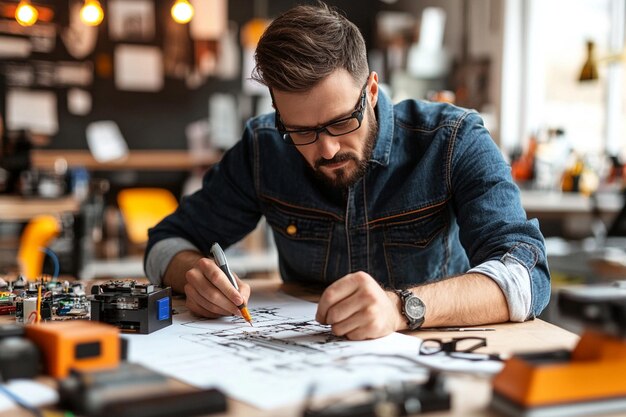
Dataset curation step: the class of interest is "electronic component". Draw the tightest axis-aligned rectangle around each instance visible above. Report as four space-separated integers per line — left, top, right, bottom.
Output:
90 280 172 334
16 297 49 323
14 285 89 323
59 363 227 417
0 291 16 315
9 275 27 291
25 320 121 378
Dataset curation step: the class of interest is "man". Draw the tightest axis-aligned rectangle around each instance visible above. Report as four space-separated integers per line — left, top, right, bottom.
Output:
146 3 550 340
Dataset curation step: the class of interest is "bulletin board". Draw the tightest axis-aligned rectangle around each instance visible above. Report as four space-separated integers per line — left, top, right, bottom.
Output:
0 0 375 156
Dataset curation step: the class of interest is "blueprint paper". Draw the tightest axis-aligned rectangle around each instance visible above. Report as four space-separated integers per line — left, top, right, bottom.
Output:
125 291 426 409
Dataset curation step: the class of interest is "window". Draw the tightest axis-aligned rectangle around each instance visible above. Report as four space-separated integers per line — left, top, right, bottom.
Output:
503 0 624 158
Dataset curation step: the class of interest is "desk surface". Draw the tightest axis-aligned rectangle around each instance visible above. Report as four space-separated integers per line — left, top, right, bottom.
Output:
1 278 581 417
0 195 80 222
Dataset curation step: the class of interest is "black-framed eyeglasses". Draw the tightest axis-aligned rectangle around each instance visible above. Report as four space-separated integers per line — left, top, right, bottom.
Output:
419 337 487 356
272 81 368 146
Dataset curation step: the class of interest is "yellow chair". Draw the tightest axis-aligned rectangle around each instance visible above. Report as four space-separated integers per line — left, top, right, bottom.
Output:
17 215 61 280
117 188 178 244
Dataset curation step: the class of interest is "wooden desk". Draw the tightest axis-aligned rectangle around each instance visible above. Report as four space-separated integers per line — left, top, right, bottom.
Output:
1 278 581 417
31 149 221 171
215 280 581 417
224 321 579 417
0 195 80 222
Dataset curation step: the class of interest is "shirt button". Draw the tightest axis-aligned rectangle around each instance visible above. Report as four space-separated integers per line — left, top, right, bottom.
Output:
286 224 297 236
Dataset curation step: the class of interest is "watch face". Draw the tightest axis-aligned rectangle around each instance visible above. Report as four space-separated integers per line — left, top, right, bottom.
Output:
405 297 425 320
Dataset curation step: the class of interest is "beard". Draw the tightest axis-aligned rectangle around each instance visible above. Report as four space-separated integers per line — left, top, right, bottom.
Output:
312 105 378 189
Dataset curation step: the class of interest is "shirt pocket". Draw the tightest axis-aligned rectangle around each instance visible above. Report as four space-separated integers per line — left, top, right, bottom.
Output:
381 205 448 287
264 203 333 283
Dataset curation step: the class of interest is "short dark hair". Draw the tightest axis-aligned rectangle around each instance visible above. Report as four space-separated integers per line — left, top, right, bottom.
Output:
252 2 369 92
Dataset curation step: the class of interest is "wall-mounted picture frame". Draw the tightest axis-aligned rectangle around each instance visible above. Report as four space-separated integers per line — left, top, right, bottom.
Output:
108 0 155 42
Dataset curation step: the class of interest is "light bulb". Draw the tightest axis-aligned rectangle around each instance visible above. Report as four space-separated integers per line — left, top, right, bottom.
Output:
15 0 38 27
171 0 194 24
80 0 104 26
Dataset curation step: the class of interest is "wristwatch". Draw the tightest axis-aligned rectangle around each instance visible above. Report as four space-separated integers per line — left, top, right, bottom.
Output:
395 289 426 330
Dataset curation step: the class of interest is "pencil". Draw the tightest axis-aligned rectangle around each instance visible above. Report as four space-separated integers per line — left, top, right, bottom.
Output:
210 243 254 326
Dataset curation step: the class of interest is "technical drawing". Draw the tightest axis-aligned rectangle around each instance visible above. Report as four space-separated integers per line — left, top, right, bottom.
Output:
126 293 426 410
179 306 291 329
179 306 347 361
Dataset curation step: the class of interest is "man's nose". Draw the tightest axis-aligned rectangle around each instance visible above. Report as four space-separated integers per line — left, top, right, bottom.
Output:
316 131 340 160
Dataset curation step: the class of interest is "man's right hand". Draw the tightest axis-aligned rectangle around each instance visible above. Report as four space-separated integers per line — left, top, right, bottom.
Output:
184 257 251 318
164 252 251 318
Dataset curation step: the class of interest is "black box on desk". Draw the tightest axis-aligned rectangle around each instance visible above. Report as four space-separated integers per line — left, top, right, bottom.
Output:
90 281 172 334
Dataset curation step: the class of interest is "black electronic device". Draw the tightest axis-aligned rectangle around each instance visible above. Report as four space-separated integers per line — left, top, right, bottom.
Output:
59 363 227 417
0 324 40 380
303 373 450 417
90 280 172 334
0 323 24 339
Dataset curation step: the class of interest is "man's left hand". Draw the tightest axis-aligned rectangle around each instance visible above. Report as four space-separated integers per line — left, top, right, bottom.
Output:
316 271 404 340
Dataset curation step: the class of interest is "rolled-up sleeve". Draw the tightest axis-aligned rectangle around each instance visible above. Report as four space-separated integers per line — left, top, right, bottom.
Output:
145 237 200 285
468 254 533 321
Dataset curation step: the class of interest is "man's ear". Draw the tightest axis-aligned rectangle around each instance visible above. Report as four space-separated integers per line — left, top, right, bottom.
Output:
368 71 379 108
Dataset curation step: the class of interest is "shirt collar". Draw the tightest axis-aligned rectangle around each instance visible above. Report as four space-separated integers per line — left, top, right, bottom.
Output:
370 89 394 167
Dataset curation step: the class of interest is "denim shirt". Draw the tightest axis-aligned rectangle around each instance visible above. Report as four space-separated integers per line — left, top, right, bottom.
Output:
145 91 551 320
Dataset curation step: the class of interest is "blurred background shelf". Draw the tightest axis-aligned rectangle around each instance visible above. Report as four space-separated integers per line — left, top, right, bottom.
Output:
30 150 221 171
0 195 80 221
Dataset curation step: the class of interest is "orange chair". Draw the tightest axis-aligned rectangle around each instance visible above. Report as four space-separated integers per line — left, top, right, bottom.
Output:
116 188 178 244
17 215 61 280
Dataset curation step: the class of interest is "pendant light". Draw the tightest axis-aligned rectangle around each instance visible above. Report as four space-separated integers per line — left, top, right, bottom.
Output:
171 0 194 24
80 0 104 26
15 0 38 27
